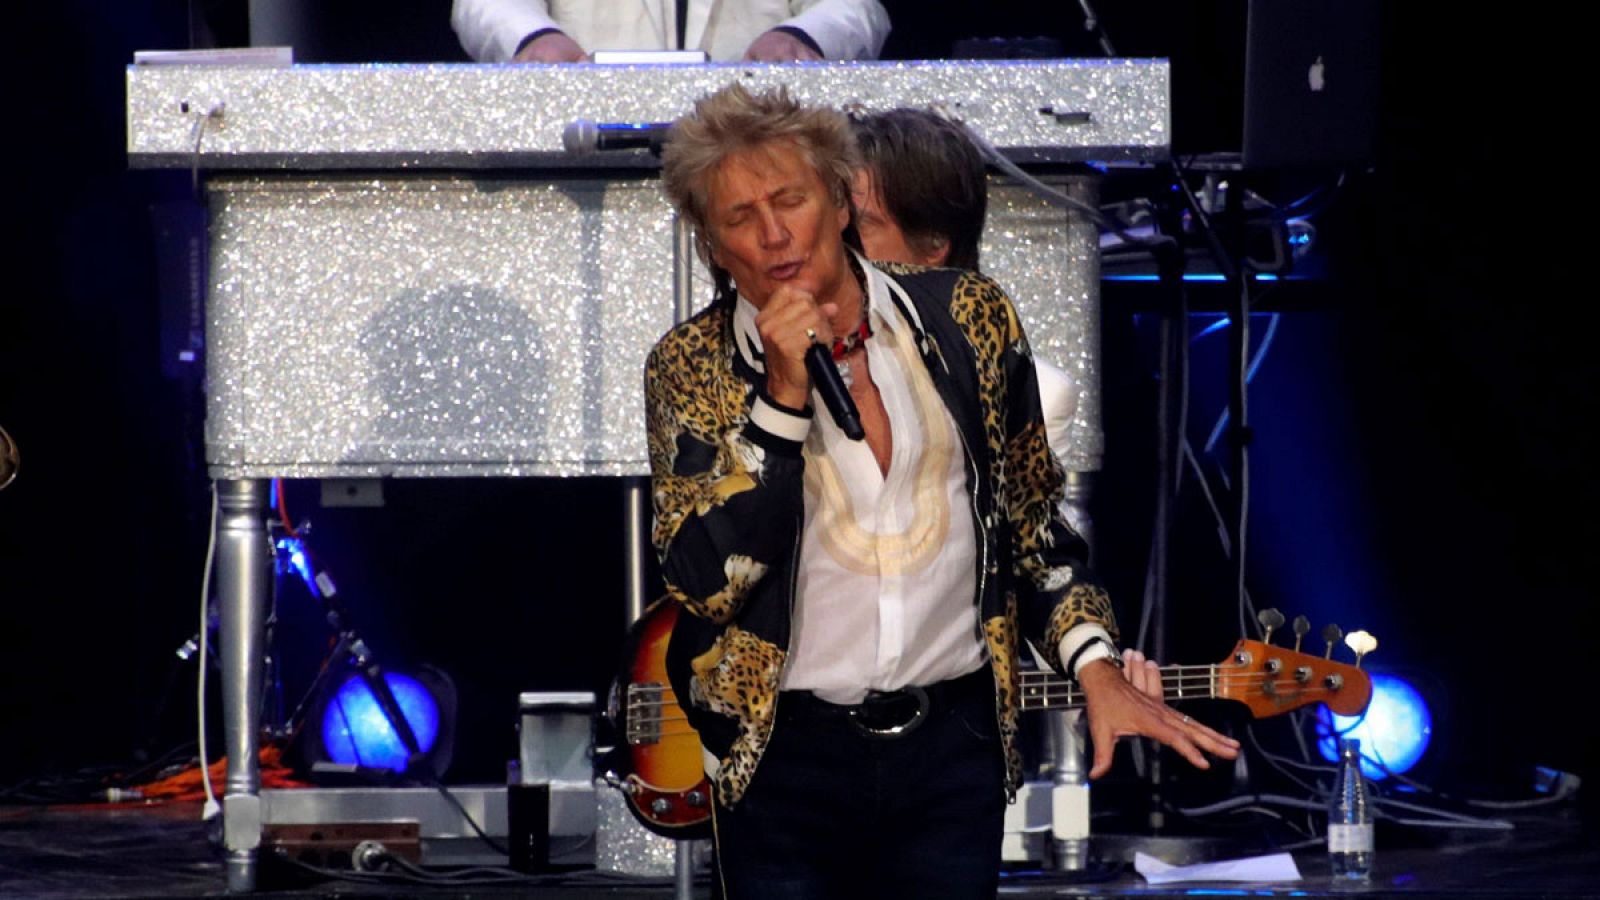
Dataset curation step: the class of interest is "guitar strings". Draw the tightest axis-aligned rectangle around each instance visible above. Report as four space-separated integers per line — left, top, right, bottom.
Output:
622 669 1339 710
624 680 1349 731
622 684 1331 718
627 662 1345 692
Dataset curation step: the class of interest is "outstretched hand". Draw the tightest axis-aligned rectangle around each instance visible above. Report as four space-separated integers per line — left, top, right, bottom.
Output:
1078 654 1240 779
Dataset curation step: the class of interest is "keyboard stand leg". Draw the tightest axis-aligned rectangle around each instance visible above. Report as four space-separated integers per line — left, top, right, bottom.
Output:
216 479 271 892
675 840 696 900
1047 707 1091 871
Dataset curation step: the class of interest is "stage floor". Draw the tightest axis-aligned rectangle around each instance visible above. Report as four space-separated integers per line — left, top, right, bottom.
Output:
2 800 1596 899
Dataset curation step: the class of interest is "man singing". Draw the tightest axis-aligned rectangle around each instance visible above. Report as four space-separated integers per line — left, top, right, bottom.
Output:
645 84 1237 899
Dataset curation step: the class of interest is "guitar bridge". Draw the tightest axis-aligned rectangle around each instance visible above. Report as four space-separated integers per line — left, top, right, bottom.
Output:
626 682 664 745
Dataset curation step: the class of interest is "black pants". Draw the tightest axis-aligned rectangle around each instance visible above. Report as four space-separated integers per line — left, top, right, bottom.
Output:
712 667 1006 900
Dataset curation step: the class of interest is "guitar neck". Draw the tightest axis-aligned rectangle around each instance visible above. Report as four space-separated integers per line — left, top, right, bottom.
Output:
1020 664 1220 711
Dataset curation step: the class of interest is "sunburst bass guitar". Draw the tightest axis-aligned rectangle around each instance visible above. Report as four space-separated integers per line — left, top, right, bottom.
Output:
602 601 1374 839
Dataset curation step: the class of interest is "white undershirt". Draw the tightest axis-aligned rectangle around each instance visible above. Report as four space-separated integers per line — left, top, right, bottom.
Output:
735 258 1114 705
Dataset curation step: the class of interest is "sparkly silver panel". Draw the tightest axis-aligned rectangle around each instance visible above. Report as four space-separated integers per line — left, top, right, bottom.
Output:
159 63 1137 477
203 172 1100 477
205 175 676 478
592 780 679 876
985 175 1103 472
127 60 1168 168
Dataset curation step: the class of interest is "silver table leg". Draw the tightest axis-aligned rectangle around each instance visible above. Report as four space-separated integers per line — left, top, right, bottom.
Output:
1051 470 1096 872
216 479 272 892
675 840 696 900
1048 708 1091 871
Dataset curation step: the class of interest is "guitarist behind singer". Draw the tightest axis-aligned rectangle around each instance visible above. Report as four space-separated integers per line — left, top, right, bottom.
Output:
646 87 1238 900
846 104 1235 764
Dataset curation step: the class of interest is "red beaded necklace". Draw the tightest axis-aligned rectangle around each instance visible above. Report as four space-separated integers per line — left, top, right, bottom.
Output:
830 303 872 388
831 310 873 361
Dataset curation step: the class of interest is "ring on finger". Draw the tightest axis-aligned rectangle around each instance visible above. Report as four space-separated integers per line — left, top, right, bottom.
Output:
805 327 817 342
1181 714 1192 724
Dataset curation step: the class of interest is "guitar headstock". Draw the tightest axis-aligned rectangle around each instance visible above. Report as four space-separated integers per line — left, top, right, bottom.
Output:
1215 618 1374 718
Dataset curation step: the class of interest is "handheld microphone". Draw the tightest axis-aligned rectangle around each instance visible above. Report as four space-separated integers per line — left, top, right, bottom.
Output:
561 119 673 154
804 343 865 441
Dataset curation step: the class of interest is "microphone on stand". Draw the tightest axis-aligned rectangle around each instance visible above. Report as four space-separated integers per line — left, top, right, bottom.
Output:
804 343 864 441
561 119 673 154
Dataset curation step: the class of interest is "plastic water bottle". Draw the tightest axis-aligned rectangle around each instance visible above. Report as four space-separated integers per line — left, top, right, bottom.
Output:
1328 738 1374 879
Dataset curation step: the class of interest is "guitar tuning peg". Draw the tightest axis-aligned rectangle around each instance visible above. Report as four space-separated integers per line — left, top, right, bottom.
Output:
1321 623 1343 659
1292 615 1310 652
1344 630 1378 668
1257 608 1286 644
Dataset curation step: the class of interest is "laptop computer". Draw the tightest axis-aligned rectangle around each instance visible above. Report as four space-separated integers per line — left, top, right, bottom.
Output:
1242 0 1380 169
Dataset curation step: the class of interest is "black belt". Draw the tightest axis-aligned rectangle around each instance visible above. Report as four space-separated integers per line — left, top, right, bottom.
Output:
778 666 993 740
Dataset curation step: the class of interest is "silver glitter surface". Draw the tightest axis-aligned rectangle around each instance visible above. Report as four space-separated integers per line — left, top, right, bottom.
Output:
127 60 1168 169
592 780 683 876
985 176 1103 472
159 61 1141 477
202 171 1102 478
205 174 677 478
203 172 1101 478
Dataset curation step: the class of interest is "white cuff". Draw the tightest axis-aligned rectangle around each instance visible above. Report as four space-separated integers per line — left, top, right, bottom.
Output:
1058 623 1117 678
749 395 812 443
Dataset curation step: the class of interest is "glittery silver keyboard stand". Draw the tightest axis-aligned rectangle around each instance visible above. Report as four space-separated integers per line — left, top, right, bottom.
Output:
126 58 1168 892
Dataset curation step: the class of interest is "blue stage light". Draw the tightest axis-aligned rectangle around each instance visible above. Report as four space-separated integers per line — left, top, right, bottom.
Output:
1316 673 1432 780
274 537 318 596
321 671 442 773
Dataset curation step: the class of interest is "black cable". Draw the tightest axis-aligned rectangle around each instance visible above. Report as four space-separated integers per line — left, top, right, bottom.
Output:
423 774 510 857
1171 166 1255 639
960 123 1179 256
0 747 198 804
1073 0 1118 56
272 521 505 857
1359 752 1580 812
1169 163 1244 284
273 847 680 889
116 740 202 786
1252 172 1349 222
1244 723 1327 799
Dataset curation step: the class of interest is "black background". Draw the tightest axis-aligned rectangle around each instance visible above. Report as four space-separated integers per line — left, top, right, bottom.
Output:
0 0 1588 819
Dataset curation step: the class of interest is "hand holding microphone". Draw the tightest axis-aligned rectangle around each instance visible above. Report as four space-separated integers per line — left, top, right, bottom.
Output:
757 288 864 441
803 339 864 441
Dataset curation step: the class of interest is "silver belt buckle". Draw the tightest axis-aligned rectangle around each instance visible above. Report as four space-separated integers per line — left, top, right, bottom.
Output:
848 685 929 739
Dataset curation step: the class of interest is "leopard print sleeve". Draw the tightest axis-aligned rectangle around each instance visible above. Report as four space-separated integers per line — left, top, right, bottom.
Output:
644 313 807 626
963 274 1119 673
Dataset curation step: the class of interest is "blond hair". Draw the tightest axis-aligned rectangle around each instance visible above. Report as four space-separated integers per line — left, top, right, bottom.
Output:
661 84 860 274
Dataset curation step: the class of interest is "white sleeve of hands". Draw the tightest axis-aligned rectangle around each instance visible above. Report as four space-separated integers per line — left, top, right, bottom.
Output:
781 0 891 59
452 0 562 62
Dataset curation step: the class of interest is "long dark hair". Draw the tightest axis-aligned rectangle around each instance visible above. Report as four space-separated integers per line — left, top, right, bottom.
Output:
852 108 988 270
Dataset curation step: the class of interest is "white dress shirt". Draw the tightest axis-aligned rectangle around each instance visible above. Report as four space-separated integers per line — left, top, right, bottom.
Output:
736 259 1115 704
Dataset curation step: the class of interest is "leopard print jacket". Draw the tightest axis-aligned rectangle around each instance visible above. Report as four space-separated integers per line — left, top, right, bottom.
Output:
644 260 1117 808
